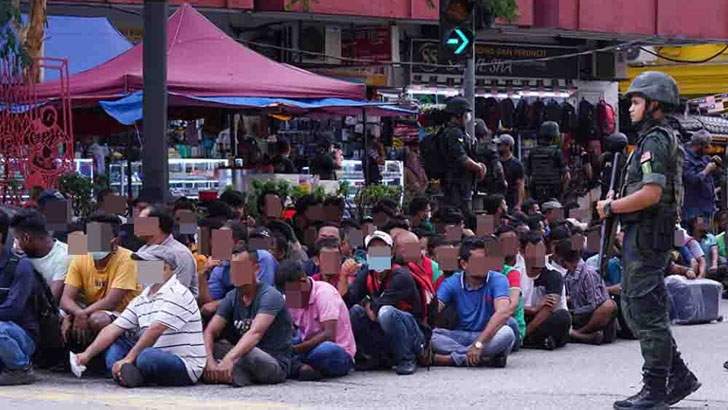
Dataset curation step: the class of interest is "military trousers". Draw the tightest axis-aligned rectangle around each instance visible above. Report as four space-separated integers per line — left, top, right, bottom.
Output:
621 223 677 379
440 181 472 217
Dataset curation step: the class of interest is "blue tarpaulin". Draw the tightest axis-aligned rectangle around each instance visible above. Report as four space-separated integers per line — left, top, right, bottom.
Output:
4 15 133 82
99 91 416 125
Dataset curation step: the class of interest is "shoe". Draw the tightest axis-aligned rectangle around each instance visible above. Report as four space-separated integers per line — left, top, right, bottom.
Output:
0 365 36 385
417 340 434 367
724 360 728 371
666 370 701 405
542 336 556 351
613 375 668 410
297 364 322 381
395 360 417 375
488 353 508 368
118 363 144 388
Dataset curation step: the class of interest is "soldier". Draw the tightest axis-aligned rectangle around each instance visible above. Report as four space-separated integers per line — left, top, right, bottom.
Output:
525 121 570 203
474 119 507 199
597 71 700 410
440 97 487 217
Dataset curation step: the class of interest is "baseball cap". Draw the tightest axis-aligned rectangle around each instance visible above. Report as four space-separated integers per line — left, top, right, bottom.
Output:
494 134 515 146
690 130 711 146
131 245 177 269
250 227 273 239
365 230 394 248
542 200 563 212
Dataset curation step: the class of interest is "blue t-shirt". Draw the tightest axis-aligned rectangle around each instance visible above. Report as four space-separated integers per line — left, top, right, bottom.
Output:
208 249 278 300
437 271 510 332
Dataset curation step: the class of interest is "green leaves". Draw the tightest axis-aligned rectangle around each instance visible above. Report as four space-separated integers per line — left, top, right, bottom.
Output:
58 173 95 218
354 184 402 219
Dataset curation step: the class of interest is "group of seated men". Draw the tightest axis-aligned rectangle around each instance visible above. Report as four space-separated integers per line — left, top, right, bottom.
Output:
0 189 627 388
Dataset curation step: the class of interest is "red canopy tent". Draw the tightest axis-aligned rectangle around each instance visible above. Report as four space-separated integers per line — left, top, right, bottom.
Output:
34 3 365 101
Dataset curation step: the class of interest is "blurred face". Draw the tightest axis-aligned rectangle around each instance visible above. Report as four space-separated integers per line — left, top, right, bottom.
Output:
162 262 174 282
239 251 260 293
395 232 421 262
317 227 340 244
694 217 706 234
498 143 510 156
629 96 647 123
461 248 487 281
12 230 41 257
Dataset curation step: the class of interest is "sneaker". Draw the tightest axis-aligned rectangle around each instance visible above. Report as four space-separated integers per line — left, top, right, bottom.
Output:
395 360 417 375
542 336 556 351
666 371 701 405
0 365 36 386
297 364 322 381
488 353 508 368
118 363 144 388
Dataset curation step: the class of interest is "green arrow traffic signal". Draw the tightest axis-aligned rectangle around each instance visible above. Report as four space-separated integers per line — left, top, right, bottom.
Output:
445 26 474 57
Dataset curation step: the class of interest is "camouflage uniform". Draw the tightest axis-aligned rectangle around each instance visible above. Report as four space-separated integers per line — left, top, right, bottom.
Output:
441 121 478 216
618 118 685 382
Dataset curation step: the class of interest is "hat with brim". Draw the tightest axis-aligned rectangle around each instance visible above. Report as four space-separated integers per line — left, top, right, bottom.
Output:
132 245 177 270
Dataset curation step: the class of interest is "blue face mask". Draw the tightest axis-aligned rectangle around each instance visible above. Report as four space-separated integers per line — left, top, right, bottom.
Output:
90 251 110 261
367 255 391 273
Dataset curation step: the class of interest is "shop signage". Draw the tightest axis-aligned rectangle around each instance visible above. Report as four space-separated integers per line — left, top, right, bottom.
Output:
411 39 579 79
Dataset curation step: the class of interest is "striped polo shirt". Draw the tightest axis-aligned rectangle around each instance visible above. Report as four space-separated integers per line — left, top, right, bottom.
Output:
113 275 206 382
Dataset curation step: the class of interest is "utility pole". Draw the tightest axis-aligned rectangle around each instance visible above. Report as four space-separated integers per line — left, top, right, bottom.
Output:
142 0 169 202
464 33 475 138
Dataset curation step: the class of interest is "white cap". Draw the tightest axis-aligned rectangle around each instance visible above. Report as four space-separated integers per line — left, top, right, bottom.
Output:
365 230 394 248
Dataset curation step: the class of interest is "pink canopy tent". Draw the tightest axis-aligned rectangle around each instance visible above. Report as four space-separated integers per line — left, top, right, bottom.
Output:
34 3 365 101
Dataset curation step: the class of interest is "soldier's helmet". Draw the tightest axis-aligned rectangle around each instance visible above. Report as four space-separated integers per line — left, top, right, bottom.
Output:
444 96 472 115
625 71 680 107
604 132 628 154
538 121 561 141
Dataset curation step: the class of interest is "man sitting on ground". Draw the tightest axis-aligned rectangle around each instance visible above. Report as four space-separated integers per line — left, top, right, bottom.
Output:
347 231 425 375
60 214 141 348
0 210 40 385
10 209 71 302
495 225 526 350
276 260 355 380
431 238 515 367
202 248 292 387
74 245 205 388
310 238 360 297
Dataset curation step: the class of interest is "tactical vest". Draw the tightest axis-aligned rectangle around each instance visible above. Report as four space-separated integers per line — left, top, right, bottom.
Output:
620 124 684 223
529 146 562 188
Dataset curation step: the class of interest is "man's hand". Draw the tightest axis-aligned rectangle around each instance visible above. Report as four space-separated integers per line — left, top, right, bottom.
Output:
216 358 234 384
340 259 360 278
540 294 559 310
201 302 218 318
72 312 92 345
365 302 377 322
111 357 135 382
74 312 89 331
466 345 482 367
712 156 723 167
61 315 73 344
710 266 718 276
292 343 306 354
201 258 221 279
203 358 220 383
477 163 487 180
705 162 718 175
686 269 697 280
75 351 90 367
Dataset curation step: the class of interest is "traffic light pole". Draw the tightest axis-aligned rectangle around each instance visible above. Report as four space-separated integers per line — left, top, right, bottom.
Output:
464 48 475 138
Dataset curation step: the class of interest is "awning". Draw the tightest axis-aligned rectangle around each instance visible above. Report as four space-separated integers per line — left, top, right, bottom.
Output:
99 91 416 125
620 65 728 97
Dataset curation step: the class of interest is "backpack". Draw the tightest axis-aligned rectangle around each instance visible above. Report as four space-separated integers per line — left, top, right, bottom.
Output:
578 99 598 142
597 99 616 135
420 127 448 181
561 102 579 132
5 254 63 353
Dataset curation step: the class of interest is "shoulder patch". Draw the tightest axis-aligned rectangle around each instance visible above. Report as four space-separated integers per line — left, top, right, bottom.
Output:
640 151 652 163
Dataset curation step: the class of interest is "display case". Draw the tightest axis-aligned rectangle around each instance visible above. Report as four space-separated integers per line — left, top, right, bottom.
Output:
109 159 229 199
0 158 93 199
336 159 404 199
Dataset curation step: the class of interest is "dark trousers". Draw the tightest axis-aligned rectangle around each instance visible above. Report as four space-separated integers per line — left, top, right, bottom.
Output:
525 308 571 348
214 340 287 386
349 305 424 366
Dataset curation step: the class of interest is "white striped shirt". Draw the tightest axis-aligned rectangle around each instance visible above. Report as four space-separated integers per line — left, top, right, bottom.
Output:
113 276 206 382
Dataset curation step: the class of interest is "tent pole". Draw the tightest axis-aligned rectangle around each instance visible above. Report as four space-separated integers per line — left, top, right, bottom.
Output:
362 107 368 186
142 0 169 202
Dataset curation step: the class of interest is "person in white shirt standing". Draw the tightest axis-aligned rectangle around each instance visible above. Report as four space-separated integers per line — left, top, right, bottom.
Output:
73 245 205 387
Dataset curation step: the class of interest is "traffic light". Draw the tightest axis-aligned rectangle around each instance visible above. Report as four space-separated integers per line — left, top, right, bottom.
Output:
439 0 475 62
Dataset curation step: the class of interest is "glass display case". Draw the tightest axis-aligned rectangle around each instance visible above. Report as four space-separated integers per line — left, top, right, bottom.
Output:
336 159 404 199
109 159 229 199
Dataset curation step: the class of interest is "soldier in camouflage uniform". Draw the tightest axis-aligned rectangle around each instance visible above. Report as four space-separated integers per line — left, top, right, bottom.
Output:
597 72 701 410
525 121 570 203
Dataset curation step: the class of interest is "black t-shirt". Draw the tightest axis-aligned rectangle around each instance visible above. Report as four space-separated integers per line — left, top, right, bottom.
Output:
311 152 336 180
216 283 293 369
500 156 525 208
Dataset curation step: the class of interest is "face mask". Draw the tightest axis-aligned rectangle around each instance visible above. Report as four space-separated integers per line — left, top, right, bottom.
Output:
90 251 110 261
367 256 391 273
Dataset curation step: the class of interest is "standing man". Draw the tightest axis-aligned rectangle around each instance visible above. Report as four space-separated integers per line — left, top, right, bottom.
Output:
441 97 487 217
682 130 719 227
495 134 525 211
597 71 700 410
526 121 570 204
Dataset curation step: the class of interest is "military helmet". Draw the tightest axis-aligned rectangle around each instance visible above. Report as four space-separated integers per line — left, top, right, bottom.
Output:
444 96 472 115
625 71 680 107
604 132 628 154
538 121 561 140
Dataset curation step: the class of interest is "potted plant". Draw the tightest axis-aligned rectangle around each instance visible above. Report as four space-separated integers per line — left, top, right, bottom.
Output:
354 184 403 220
58 173 95 218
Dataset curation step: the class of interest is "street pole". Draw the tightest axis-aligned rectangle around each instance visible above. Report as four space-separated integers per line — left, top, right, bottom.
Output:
464 19 475 138
142 0 169 202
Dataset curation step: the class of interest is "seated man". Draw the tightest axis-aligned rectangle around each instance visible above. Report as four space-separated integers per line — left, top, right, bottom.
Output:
202 249 292 387
0 210 39 385
552 238 617 345
431 238 515 367
521 233 571 350
74 245 205 387
10 209 71 302
346 231 425 375
495 225 526 350
276 260 355 380
310 238 360 296
60 214 141 348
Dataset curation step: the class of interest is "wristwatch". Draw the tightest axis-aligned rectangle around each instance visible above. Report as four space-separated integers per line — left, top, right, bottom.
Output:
474 341 483 350
603 200 613 218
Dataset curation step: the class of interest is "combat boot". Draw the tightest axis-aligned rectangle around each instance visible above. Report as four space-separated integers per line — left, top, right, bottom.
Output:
666 357 701 405
613 374 668 410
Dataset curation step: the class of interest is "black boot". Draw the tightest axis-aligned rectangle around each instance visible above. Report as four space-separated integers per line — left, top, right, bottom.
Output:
613 374 668 410
666 353 701 405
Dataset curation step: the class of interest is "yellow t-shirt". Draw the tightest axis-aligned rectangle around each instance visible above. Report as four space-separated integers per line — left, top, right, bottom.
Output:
65 247 141 312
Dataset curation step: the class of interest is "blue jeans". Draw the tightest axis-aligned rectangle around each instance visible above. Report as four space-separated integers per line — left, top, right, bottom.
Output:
506 317 522 352
0 321 35 370
350 305 424 365
293 341 353 378
431 326 515 367
105 335 193 386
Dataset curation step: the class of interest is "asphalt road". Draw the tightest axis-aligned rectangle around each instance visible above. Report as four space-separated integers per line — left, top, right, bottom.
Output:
3 302 728 410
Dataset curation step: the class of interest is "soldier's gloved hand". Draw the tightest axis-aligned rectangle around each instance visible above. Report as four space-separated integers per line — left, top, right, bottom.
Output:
712 156 723 167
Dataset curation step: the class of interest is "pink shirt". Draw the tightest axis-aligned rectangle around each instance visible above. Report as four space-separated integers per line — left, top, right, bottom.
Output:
290 279 356 360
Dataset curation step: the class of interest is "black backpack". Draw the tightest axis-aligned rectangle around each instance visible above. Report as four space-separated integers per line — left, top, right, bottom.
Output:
420 127 448 181
5 254 63 352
